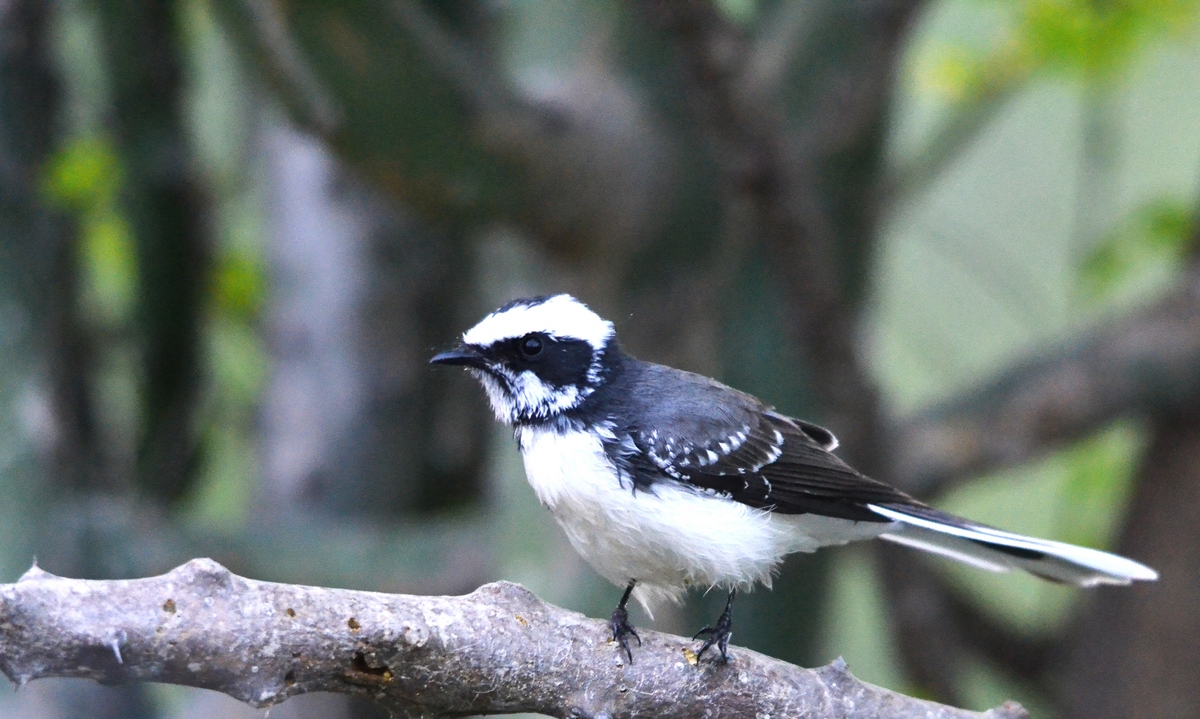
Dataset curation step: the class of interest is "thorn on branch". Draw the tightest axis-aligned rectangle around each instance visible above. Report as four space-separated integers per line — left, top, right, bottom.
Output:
109 630 126 664
18 562 52 583
173 557 236 588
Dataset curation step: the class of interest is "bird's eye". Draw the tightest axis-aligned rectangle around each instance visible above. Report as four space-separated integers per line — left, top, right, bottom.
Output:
519 335 544 358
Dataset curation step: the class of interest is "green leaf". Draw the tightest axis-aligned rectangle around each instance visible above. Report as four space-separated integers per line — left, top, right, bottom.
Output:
1055 422 1142 549
1017 0 1200 79
81 209 137 324
1079 196 1195 300
212 250 265 320
42 135 123 210
913 0 1200 106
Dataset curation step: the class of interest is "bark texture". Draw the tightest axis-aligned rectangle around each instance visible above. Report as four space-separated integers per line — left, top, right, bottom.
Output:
0 559 1027 719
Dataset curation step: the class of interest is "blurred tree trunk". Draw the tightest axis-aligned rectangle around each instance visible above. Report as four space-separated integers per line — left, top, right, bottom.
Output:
93 0 209 505
0 1 156 716
1060 409 1200 719
0 0 102 500
258 123 485 519
0 0 67 573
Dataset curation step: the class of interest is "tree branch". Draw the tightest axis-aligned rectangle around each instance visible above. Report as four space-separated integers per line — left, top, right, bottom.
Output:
0 559 1026 719
744 0 833 96
893 259 1200 497
217 0 673 261
232 0 342 134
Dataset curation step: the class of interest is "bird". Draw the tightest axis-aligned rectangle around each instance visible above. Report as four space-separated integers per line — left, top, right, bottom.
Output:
430 294 1158 664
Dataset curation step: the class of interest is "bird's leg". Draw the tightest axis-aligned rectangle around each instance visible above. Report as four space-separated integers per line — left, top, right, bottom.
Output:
609 580 641 663
694 588 736 663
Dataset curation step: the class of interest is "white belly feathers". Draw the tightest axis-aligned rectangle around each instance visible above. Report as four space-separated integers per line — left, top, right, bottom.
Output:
517 425 889 613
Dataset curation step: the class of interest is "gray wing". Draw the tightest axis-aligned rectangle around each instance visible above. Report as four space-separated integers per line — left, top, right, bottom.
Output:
620 364 917 521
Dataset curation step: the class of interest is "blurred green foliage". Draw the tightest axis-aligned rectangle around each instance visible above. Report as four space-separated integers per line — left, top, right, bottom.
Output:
42 134 121 207
1080 197 1196 300
1019 0 1198 77
212 251 264 321
919 0 1200 104
43 135 139 326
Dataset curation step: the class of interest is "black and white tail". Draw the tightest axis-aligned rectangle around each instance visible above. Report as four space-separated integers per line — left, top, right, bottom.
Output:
868 504 1158 587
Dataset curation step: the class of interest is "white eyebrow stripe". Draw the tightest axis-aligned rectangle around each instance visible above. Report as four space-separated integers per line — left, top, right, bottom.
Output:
462 294 614 350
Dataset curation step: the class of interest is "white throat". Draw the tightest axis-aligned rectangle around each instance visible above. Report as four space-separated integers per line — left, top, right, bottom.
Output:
471 367 593 424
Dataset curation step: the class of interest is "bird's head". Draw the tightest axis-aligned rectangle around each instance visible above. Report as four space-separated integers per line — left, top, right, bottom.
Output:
430 294 616 425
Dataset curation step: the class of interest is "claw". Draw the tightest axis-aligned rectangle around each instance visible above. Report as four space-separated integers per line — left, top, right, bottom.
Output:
694 625 731 663
610 605 641 663
609 581 641 663
694 589 735 664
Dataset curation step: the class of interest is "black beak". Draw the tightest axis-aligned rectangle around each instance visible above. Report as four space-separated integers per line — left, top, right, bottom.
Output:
430 344 486 369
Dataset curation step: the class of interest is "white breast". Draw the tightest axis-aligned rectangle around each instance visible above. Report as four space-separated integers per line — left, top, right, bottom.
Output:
517 426 890 613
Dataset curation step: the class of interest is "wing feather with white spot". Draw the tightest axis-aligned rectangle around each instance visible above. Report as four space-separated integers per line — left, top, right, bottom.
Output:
620 364 915 521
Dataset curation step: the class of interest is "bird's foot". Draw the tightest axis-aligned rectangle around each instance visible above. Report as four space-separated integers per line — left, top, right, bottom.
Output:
693 598 734 664
610 605 642 663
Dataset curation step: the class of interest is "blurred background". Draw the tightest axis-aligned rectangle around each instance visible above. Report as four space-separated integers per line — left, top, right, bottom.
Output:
1 0 1198 717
